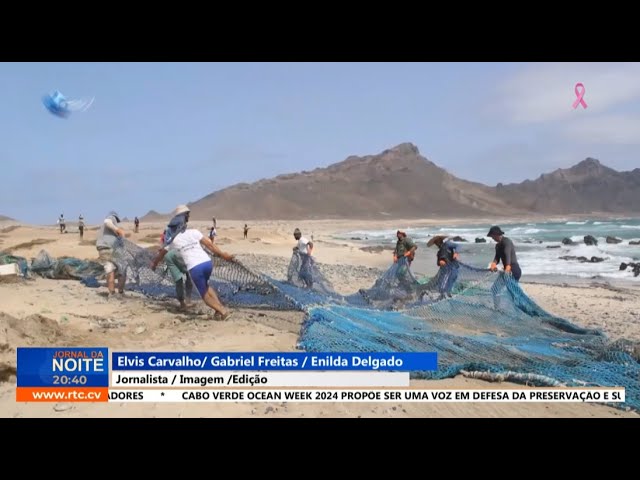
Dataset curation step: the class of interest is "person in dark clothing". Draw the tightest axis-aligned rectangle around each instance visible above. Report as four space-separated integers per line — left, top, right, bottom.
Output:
134 217 140 233
392 230 417 294
393 230 417 265
487 226 521 310
244 224 249 239
427 235 460 298
78 215 85 239
487 226 522 281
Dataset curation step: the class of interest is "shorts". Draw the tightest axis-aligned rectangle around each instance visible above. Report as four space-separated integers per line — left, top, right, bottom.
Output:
189 260 213 297
97 248 118 274
164 250 188 283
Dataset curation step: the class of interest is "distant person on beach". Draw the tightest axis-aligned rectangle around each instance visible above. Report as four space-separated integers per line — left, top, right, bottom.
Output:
393 230 417 266
487 226 521 281
96 211 127 297
78 215 85 239
209 218 217 243
151 205 236 320
134 217 140 233
58 214 66 233
243 224 249 239
427 235 460 298
293 228 314 288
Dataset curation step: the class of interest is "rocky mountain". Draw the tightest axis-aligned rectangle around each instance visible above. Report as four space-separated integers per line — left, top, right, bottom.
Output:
166 143 527 221
142 144 640 220
495 158 640 213
139 210 169 222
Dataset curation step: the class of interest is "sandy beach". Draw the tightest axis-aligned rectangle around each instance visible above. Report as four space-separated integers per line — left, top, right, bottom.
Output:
0 219 638 418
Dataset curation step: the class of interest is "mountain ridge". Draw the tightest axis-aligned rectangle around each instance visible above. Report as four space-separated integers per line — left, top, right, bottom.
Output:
143 143 640 221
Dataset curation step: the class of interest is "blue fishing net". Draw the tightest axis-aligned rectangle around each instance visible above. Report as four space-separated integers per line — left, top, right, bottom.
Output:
4 239 638 412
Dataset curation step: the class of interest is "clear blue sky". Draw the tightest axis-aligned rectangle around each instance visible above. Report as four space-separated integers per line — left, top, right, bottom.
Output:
2 62 639 224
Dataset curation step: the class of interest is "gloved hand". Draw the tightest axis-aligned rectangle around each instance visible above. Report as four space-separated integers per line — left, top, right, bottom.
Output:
505 265 512 273
438 260 446 267
489 262 498 271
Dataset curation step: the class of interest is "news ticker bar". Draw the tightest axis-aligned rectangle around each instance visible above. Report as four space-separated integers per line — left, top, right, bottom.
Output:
111 371 410 387
16 388 626 403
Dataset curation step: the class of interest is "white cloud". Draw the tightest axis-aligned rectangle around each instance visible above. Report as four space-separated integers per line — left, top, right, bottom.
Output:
492 63 640 124
562 113 640 145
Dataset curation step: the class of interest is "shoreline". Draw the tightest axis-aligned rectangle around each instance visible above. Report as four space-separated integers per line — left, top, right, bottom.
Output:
3 217 639 287
4 212 640 229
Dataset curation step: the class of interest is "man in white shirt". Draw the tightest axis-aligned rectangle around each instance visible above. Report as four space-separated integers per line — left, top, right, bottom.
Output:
293 228 314 288
151 205 236 320
293 228 313 254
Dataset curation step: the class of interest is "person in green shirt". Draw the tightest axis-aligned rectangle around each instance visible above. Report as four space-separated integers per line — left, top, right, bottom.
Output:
393 230 417 266
164 249 193 310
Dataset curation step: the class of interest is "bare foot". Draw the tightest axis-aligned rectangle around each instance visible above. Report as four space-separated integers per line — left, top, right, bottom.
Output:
214 310 234 321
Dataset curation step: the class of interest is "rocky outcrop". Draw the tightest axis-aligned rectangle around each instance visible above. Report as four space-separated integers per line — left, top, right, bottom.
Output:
559 255 605 263
584 235 598 246
619 262 640 277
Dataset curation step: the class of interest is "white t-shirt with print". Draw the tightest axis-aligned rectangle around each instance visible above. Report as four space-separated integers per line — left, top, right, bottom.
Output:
167 229 211 270
297 237 311 254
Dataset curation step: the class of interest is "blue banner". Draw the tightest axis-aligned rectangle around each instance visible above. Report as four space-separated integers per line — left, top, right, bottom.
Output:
17 347 109 387
112 352 437 371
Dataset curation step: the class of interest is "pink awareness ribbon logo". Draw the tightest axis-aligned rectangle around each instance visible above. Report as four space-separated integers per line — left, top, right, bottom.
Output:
572 83 588 109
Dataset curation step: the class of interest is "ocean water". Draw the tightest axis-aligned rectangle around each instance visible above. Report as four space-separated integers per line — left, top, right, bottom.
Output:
334 218 640 284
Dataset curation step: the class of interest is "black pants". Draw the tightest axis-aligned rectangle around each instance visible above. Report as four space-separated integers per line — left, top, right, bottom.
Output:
510 263 522 281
